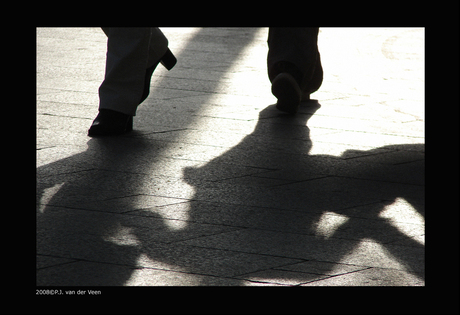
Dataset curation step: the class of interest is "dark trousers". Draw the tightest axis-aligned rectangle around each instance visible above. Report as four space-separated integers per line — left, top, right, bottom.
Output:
267 27 323 94
98 27 323 117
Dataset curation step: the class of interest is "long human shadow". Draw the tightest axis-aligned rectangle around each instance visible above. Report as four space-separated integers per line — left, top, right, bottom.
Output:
36 27 262 286
180 101 425 283
37 100 424 286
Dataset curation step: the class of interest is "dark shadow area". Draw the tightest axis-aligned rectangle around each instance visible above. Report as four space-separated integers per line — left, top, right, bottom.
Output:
37 27 262 286
181 102 424 283
37 28 424 287
37 101 424 286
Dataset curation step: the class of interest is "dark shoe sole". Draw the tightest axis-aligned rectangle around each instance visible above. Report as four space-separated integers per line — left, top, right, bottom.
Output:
272 73 301 114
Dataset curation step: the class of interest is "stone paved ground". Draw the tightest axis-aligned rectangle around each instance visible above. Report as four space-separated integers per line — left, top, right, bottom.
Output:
37 27 425 288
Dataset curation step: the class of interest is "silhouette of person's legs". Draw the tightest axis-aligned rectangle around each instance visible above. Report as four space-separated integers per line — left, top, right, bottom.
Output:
267 27 323 114
99 27 157 116
88 27 176 137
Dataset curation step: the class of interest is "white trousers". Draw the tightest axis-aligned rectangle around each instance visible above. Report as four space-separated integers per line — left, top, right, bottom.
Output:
98 27 168 116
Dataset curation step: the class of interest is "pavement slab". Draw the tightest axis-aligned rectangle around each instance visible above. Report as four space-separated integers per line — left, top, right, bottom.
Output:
36 27 424 288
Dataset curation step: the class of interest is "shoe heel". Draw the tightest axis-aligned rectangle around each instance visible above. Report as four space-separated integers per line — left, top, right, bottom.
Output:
160 49 177 70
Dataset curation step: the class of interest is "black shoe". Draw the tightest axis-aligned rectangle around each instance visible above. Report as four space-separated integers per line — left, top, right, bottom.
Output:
139 48 177 104
272 72 302 114
88 109 133 137
89 49 176 137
